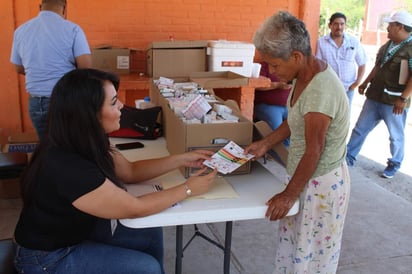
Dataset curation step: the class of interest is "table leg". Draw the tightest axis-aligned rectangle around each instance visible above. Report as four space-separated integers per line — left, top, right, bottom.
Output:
223 221 233 274
175 222 233 274
175 225 183 274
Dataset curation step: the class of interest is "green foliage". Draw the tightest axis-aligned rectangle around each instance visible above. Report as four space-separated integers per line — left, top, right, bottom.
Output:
319 0 366 36
394 0 412 11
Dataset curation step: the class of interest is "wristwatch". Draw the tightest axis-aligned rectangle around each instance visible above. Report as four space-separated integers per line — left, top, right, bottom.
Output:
184 184 192 197
399 96 408 103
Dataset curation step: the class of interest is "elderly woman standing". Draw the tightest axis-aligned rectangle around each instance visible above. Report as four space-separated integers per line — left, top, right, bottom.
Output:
245 11 350 273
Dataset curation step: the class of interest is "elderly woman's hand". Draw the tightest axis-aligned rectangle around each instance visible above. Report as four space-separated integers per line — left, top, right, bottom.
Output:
244 139 270 159
265 190 298 221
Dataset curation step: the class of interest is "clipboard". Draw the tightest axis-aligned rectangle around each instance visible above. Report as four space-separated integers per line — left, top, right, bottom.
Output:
399 59 409 85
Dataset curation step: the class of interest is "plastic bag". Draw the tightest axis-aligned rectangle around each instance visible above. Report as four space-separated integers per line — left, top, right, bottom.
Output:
109 105 162 139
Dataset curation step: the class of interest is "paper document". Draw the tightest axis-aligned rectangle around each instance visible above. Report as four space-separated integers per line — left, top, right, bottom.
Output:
203 141 255 174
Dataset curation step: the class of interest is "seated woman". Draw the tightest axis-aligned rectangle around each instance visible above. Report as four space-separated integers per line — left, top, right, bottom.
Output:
13 68 217 274
254 61 291 146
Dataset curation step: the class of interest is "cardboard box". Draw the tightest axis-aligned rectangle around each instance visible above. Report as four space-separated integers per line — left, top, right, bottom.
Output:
207 40 255 77
1 133 38 153
147 41 208 78
254 121 288 167
1 132 38 162
148 72 249 142
190 71 249 88
0 133 38 198
92 48 131 75
149 78 253 177
161 93 253 177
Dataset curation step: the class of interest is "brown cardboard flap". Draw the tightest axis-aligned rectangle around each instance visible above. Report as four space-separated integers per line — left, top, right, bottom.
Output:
190 71 248 88
8 132 38 144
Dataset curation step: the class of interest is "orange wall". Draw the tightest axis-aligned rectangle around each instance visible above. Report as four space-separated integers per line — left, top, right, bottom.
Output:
0 0 320 137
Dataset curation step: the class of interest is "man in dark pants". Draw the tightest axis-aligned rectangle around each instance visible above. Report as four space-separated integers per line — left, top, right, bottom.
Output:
346 10 412 178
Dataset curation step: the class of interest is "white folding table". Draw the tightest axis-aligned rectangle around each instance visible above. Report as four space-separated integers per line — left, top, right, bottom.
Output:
111 138 299 274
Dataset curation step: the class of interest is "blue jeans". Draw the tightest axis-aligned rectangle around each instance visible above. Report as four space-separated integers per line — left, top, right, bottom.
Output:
347 89 354 113
254 103 289 146
346 99 408 167
14 219 164 274
29 96 50 140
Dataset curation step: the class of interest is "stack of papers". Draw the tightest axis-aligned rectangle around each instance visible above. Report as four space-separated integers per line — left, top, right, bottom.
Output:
203 141 254 174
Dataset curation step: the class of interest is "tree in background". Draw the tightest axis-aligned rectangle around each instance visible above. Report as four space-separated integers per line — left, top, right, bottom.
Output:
319 0 366 38
374 1 411 36
399 0 412 11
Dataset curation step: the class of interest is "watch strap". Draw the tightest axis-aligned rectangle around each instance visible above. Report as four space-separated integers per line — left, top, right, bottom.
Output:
184 184 192 197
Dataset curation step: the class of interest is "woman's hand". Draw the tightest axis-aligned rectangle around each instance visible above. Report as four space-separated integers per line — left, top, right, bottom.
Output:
265 190 298 221
244 139 270 159
179 150 215 168
272 81 291 90
185 167 218 196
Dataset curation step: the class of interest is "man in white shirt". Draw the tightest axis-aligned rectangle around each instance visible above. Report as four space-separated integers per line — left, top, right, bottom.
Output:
316 12 367 111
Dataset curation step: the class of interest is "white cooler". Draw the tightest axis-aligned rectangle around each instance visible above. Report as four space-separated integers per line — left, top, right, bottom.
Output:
207 40 255 77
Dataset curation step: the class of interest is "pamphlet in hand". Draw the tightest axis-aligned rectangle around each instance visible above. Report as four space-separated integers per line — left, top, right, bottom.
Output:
203 141 255 174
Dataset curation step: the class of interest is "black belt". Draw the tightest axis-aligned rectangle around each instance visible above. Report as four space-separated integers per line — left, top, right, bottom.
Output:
29 94 49 98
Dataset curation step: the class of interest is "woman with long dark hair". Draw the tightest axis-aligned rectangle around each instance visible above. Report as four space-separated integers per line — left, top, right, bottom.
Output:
13 68 217 274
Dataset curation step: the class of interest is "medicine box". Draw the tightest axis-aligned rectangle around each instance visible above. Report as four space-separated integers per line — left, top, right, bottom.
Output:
207 40 255 77
150 82 253 177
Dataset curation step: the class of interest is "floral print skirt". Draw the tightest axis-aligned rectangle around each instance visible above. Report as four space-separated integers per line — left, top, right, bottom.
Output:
273 162 350 274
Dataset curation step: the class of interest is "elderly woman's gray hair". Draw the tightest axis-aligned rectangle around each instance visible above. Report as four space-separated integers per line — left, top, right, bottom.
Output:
253 11 312 60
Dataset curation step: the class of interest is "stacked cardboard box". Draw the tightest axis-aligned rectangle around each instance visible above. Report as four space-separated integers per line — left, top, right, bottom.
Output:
150 74 253 177
146 40 208 78
92 46 132 75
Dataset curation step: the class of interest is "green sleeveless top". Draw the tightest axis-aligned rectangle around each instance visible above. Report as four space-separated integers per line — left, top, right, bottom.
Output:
286 65 349 178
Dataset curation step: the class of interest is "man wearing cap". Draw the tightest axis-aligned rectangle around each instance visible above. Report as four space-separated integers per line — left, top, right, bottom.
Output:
346 10 412 178
316 12 367 112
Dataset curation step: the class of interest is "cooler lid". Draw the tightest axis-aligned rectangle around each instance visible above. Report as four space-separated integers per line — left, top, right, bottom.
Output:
207 40 255 49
